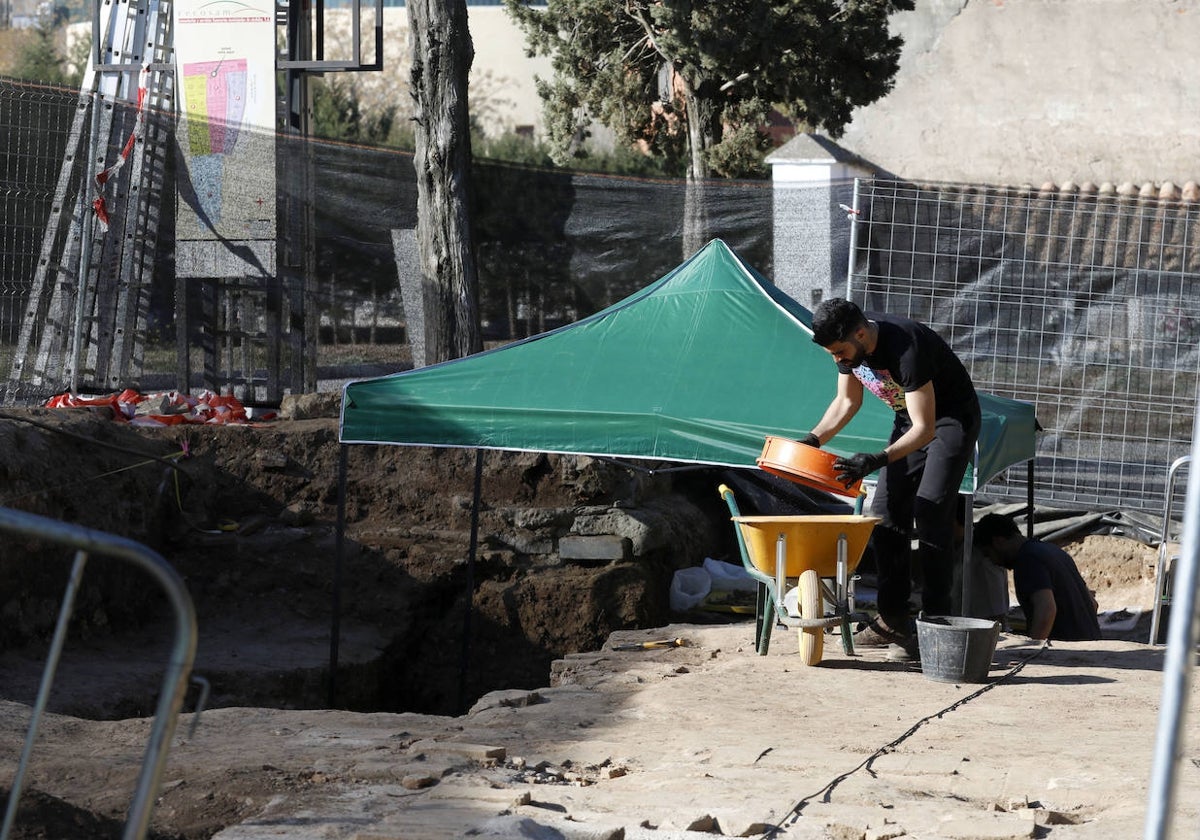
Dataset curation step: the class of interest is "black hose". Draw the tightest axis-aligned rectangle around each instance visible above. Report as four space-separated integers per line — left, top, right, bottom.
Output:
764 641 1051 837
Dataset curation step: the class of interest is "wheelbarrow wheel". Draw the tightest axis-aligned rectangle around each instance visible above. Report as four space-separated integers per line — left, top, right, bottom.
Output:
797 569 824 666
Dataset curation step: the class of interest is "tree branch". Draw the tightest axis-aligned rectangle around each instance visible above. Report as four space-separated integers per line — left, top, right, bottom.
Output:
623 0 669 64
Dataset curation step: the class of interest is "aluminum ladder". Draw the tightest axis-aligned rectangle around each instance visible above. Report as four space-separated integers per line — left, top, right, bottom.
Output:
6 0 174 401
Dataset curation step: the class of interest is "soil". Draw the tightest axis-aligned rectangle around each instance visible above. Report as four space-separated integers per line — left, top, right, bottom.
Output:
0 403 1177 839
0 402 737 716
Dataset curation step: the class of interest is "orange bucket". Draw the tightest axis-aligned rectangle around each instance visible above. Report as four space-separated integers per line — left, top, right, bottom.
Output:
756 435 864 498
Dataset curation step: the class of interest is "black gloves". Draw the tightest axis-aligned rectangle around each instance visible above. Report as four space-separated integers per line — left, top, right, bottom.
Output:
800 432 820 448
832 451 888 487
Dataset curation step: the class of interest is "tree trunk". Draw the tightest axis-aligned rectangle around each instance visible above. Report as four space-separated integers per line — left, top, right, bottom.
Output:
682 178 711 260
407 0 483 363
681 77 718 258
682 80 717 181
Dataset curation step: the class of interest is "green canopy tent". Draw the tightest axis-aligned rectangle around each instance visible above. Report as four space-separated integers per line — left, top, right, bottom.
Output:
340 238 1036 487
334 239 1038 705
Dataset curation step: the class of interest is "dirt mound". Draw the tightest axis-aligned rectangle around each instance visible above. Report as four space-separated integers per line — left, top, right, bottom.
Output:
1064 533 1159 613
0 406 734 719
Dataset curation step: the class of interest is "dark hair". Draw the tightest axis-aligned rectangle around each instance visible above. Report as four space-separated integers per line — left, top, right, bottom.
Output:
811 298 867 347
972 512 1021 547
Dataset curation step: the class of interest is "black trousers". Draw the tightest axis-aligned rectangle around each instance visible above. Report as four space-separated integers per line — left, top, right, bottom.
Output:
869 411 980 623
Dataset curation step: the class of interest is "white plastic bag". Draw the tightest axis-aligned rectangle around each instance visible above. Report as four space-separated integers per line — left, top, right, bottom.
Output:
669 566 712 611
702 557 757 593
783 587 799 617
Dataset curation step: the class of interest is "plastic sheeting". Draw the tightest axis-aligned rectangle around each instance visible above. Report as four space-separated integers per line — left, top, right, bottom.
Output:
282 146 775 345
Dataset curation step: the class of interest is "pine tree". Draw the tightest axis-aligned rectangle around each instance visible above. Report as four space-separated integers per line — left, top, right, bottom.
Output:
10 9 71 86
505 0 913 180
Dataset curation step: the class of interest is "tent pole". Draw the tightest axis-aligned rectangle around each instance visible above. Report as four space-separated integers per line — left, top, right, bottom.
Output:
329 444 348 707
960 492 974 617
1026 460 1034 538
458 448 483 714
959 447 981 617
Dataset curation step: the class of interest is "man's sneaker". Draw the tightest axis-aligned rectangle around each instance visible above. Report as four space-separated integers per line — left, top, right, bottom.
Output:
886 635 921 662
853 616 908 648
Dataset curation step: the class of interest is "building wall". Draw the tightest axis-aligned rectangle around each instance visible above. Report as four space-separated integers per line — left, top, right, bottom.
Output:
328 5 553 139
467 6 552 136
68 4 552 137
73 0 1197 180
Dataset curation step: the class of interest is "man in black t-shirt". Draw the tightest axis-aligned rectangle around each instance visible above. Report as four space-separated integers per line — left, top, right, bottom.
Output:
973 513 1101 641
804 298 982 660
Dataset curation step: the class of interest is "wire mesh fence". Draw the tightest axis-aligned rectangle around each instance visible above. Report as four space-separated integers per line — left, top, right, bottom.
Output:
0 78 85 378
0 75 776 405
3 73 1198 515
851 178 1200 515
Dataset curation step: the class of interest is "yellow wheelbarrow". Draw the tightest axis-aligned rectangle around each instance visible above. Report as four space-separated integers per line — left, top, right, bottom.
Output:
718 483 879 665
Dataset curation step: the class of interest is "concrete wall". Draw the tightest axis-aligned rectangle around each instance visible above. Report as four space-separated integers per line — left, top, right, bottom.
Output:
770 182 858 309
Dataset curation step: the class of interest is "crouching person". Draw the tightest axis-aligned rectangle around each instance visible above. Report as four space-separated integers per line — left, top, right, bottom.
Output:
972 513 1101 641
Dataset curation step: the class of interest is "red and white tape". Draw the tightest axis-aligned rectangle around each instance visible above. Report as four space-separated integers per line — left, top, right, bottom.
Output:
92 64 150 230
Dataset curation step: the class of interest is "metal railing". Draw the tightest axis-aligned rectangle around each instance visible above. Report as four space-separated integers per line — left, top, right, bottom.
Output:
0 506 197 840
1148 456 1189 645
1145 446 1200 838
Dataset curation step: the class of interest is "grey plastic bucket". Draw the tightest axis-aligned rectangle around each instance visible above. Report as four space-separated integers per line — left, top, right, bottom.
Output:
915 616 1001 684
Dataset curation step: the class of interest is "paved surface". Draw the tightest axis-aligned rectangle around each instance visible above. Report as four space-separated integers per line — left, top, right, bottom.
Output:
8 621 1195 839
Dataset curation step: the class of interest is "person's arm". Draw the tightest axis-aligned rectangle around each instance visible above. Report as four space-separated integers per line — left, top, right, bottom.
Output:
883 381 938 461
1027 588 1057 640
809 372 864 445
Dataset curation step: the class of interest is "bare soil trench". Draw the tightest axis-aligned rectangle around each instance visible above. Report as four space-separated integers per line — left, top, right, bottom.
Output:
0 404 744 720
0 404 1160 716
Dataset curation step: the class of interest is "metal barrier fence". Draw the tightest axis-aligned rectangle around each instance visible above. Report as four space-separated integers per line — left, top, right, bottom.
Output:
0 79 81 375
3 75 1198 515
0 75 774 404
850 178 1200 516
0 505 197 840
